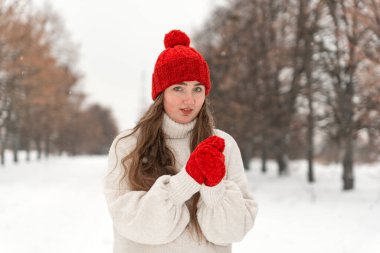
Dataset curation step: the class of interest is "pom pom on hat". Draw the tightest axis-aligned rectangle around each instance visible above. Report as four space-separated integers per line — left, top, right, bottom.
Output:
164 30 190 48
152 29 211 100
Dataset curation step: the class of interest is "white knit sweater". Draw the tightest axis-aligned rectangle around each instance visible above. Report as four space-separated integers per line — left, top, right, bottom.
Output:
104 113 258 253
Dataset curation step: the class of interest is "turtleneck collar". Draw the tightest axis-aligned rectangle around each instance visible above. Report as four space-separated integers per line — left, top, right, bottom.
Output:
162 113 196 139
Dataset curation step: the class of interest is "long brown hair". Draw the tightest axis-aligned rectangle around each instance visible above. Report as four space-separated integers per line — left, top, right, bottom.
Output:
117 93 214 239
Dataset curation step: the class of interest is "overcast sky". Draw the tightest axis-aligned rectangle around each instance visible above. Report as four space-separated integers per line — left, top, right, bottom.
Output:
32 0 225 131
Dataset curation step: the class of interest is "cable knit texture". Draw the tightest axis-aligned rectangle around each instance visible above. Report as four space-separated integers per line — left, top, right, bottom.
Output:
152 30 211 100
104 113 258 253
186 136 226 186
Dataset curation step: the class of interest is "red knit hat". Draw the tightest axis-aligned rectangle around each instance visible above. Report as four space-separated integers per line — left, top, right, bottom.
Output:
152 29 211 100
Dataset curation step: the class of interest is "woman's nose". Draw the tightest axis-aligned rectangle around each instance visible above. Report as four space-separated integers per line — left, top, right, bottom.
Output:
183 91 195 104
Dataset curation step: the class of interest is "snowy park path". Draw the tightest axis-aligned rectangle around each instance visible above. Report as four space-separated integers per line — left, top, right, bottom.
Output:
0 156 113 253
1 155 379 253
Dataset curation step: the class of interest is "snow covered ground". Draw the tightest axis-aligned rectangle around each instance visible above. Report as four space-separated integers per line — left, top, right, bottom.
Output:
0 153 379 253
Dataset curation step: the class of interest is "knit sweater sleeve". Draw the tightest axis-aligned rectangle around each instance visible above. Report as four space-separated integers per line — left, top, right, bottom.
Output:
103 131 201 245
196 130 258 245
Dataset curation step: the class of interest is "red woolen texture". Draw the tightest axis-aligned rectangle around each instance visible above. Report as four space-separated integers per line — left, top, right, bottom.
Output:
185 136 226 186
164 30 190 48
151 29 211 100
185 152 205 184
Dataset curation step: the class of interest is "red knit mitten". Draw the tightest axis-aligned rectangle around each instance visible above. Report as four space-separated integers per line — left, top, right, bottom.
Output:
185 136 226 186
185 149 205 184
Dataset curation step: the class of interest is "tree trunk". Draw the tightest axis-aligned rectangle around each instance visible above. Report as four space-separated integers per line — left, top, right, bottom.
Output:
261 134 267 173
26 139 30 162
12 132 19 163
275 134 289 176
0 130 5 166
36 138 42 160
307 144 315 182
0 145 4 166
342 134 354 190
261 144 267 173
277 152 288 176
306 61 315 183
44 137 50 158
241 140 253 170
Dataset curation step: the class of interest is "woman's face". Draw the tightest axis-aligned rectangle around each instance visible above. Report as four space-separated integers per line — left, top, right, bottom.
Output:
163 80 206 124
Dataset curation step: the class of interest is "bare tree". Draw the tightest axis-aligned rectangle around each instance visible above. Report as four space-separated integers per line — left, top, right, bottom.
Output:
315 0 380 189
0 0 118 165
195 0 323 176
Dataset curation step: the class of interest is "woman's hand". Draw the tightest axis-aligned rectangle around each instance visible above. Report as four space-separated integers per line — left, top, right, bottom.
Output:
185 136 226 186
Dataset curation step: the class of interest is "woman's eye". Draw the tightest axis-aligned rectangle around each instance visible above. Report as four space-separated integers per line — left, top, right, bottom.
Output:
173 86 182 91
194 87 203 92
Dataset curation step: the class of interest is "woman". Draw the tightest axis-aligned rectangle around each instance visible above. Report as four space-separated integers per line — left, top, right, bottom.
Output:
104 29 258 253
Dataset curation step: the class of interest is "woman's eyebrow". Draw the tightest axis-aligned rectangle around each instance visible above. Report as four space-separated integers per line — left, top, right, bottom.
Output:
178 82 202 86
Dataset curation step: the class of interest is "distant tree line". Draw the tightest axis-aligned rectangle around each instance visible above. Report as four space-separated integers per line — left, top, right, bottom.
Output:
0 1 118 165
194 0 380 190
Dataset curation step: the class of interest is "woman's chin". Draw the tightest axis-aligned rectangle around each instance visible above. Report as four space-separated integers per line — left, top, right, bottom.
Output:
174 115 194 124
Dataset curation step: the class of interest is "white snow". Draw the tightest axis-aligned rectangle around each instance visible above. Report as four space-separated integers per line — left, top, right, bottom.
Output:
1 154 379 253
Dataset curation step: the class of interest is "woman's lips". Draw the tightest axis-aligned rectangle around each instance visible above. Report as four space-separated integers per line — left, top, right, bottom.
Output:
180 108 193 115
